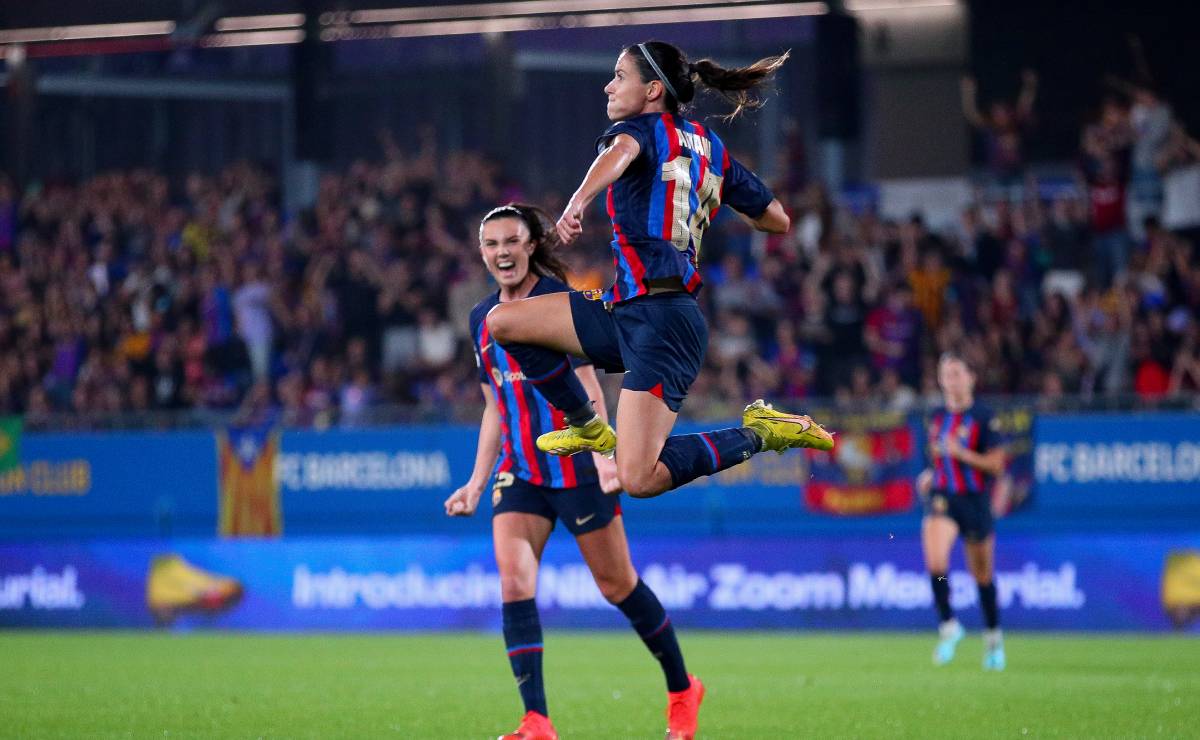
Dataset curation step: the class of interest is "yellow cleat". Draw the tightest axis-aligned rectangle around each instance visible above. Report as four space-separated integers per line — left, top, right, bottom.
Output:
146 553 243 626
536 416 617 458
742 399 835 453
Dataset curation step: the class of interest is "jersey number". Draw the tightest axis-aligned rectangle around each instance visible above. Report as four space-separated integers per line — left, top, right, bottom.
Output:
661 155 723 256
493 471 515 491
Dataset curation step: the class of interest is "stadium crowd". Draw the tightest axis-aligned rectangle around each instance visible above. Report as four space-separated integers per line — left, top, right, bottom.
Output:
0 86 1198 427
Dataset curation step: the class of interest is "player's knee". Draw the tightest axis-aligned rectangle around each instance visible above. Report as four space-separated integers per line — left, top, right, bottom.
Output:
623 482 656 498
592 570 638 604
618 469 664 498
499 571 537 602
486 304 519 344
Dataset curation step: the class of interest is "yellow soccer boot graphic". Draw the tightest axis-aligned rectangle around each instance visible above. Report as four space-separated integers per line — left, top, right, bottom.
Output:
1162 550 1200 629
146 554 244 625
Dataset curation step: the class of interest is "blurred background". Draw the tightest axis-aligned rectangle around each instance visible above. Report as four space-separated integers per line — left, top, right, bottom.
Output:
1 0 1198 636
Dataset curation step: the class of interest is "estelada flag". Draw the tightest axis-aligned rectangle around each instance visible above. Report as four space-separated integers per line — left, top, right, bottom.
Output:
805 411 916 516
217 421 282 537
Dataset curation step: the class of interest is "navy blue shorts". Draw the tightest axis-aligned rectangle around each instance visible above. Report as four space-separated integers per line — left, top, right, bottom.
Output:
569 291 708 413
491 472 620 536
924 491 994 542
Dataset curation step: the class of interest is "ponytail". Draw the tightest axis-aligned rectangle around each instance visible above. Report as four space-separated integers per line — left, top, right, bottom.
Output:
626 40 789 120
479 203 570 283
691 52 790 120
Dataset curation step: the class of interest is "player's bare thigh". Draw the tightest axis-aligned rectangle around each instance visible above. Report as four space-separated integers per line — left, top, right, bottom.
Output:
921 514 959 573
493 512 554 602
613 389 678 499
575 515 638 604
486 292 585 357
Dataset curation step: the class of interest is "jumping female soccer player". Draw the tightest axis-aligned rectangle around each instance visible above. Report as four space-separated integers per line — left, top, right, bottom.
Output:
917 353 1007 671
486 41 833 504
446 204 704 740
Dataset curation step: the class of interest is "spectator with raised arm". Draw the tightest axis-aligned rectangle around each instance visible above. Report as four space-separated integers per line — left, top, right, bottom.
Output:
961 69 1038 196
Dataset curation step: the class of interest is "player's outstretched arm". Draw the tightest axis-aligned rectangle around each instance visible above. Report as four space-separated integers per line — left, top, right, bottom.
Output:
723 155 789 234
744 198 791 234
557 133 641 245
445 384 501 516
576 364 622 495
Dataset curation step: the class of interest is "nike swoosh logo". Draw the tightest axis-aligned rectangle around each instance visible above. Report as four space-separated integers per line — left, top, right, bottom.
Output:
516 674 531 687
770 416 812 430
481 342 493 353
575 513 596 526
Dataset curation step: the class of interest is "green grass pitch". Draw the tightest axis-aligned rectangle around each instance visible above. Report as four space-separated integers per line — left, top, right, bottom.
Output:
2 631 1197 738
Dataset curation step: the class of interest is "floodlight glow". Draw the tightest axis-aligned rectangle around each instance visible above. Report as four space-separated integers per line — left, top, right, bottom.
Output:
214 14 306 32
356 0 796 25
0 21 175 44
201 30 306 48
386 2 827 38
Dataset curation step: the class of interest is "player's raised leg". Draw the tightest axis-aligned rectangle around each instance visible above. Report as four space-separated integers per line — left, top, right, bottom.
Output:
494 512 558 740
609 389 677 496
612 388 829 499
487 294 615 455
575 514 704 740
967 534 1005 671
923 512 963 665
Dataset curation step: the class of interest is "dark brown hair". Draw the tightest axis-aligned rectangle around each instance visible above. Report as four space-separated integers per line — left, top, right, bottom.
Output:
938 351 975 375
479 203 569 283
624 40 789 120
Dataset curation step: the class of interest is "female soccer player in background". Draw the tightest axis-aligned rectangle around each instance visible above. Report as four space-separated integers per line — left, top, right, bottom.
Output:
486 41 833 506
917 353 1008 670
445 204 703 740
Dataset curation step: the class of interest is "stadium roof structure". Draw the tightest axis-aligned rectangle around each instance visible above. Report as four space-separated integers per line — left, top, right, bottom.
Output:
0 0 947 58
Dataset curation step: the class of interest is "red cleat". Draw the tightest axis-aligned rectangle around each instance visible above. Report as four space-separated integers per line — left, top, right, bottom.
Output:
499 710 558 740
665 674 706 740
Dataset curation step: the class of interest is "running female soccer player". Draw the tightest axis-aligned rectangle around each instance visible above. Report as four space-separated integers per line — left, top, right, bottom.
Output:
446 204 704 740
486 41 833 502
917 353 1008 670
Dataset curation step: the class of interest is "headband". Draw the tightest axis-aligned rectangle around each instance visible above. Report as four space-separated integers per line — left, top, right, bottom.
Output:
637 43 679 102
482 205 525 222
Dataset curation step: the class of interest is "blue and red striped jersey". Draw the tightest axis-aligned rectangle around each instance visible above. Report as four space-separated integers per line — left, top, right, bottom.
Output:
927 404 998 495
595 112 774 304
469 277 598 489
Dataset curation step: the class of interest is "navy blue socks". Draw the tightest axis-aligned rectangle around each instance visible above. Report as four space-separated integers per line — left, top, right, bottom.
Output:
502 599 547 716
930 573 953 623
978 581 999 629
616 579 690 692
657 428 761 490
